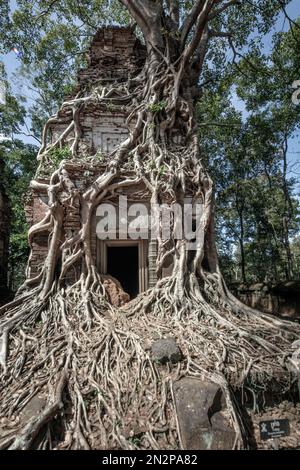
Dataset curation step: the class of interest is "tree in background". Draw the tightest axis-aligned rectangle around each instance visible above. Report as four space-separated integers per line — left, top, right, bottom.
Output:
234 18 300 281
0 142 38 291
0 62 38 293
199 19 300 284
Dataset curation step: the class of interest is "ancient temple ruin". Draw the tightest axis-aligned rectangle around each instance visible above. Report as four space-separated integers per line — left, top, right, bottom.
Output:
3 19 300 453
25 27 177 301
0 160 9 296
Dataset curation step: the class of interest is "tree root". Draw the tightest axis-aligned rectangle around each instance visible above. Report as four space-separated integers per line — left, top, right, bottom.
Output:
0 275 299 450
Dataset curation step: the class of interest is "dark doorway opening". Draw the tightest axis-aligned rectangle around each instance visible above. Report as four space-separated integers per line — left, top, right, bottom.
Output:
107 245 139 299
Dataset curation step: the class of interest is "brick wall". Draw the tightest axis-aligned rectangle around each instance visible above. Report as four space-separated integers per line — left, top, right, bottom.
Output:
26 163 155 286
78 27 146 87
25 28 158 290
25 28 147 281
231 281 300 318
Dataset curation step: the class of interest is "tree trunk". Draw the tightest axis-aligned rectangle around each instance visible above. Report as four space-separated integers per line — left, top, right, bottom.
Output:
281 135 294 280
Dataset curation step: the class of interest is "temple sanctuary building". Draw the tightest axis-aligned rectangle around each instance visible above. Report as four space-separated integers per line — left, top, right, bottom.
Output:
25 27 193 301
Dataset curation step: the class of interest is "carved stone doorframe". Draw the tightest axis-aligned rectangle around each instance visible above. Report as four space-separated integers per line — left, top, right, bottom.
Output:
97 239 148 293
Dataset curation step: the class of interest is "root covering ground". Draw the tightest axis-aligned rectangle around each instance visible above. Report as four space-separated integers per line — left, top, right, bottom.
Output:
1 275 299 450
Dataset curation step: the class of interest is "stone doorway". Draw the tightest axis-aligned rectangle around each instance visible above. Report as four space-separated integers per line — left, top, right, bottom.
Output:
107 245 139 299
98 240 148 299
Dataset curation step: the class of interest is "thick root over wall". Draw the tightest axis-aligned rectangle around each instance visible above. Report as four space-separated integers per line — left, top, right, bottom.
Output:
0 272 300 450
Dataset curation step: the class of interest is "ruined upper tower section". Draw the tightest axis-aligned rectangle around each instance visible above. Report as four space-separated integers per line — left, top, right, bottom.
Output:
78 26 146 87
46 27 146 156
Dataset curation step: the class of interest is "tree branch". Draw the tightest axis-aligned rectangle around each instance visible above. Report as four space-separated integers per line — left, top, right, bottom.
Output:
34 0 61 20
119 0 151 38
181 1 214 65
277 0 300 28
166 0 180 27
209 29 231 38
193 26 210 77
208 0 239 21
181 0 207 47
119 0 164 50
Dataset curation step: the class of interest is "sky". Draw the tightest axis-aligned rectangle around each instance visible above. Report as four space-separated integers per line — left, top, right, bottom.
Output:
1 0 300 185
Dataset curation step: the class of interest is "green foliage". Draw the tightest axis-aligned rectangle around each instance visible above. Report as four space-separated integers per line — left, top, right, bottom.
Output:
291 235 300 276
198 20 300 284
48 146 71 168
0 141 38 291
158 165 165 176
0 63 38 292
0 0 130 138
148 101 167 113
62 82 77 97
128 436 141 447
0 1 295 138
94 150 104 162
0 63 26 137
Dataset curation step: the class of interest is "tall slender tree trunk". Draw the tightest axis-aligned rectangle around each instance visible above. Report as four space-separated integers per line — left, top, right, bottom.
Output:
281 135 294 280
